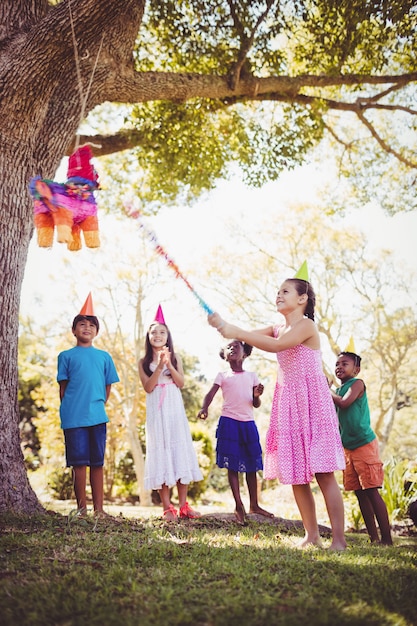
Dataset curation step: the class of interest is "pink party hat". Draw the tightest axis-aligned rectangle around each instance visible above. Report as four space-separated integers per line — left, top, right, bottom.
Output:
154 304 166 325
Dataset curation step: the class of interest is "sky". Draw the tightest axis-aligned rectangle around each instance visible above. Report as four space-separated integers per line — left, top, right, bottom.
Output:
21 162 417 380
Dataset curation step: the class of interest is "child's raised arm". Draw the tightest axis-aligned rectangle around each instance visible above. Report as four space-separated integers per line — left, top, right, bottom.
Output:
208 314 319 352
138 358 163 393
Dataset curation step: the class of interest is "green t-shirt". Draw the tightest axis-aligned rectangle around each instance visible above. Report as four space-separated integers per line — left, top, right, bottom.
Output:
335 378 375 450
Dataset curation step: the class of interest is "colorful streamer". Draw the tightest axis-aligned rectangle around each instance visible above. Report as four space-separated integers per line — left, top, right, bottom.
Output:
126 205 213 315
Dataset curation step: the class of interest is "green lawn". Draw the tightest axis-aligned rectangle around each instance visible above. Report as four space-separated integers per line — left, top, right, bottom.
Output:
1 512 416 626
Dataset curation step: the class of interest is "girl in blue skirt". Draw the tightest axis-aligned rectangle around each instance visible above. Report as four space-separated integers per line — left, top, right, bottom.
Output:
198 340 274 524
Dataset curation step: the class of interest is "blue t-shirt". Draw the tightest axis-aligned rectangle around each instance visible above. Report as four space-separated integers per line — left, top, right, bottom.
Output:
57 346 119 429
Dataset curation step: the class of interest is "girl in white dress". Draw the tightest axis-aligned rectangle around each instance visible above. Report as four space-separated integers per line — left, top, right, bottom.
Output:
138 306 203 520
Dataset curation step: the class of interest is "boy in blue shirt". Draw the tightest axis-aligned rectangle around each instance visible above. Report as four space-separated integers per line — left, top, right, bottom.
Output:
57 294 119 518
331 350 392 545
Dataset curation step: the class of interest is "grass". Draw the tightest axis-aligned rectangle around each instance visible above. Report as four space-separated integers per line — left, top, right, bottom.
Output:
1 510 417 626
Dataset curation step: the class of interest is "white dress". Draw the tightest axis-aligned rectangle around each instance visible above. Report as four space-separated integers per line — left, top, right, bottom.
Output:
144 365 203 490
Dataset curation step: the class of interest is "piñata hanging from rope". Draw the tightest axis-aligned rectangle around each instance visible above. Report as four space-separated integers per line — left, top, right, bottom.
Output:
126 205 213 315
29 2 104 252
29 144 100 251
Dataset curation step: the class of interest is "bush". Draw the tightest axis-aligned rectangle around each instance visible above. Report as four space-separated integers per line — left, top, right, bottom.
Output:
343 491 363 531
48 467 74 500
113 452 139 502
187 424 214 501
381 457 417 521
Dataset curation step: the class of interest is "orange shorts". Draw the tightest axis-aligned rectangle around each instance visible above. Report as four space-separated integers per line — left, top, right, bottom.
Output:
343 438 384 491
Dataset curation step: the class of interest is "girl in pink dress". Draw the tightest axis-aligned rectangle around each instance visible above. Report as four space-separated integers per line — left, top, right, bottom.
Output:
208 273 346 550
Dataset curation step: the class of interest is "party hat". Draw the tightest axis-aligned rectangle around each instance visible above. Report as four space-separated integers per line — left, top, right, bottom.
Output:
154 304 166 325
79 292 95 316
67 145 99 188
294 260 309 281
345 336 356 353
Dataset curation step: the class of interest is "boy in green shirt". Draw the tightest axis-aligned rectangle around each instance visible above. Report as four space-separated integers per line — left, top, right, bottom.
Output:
332 351 392 545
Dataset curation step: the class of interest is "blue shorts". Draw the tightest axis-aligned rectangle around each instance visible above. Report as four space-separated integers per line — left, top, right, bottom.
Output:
64 423 107 467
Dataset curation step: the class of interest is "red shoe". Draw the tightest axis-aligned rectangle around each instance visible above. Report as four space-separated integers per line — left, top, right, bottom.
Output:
179 502 201 519
163 504 178 520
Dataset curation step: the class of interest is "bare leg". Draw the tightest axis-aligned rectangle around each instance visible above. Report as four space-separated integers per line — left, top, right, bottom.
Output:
72 466 87 512
90 466 104 513
246 472 274 517
316 472 346 551
355 489 379 542
292 483 322 547
177 481 188 509
177 481 200 518
159 484 176 519
228 469 246 524
364 488 393 545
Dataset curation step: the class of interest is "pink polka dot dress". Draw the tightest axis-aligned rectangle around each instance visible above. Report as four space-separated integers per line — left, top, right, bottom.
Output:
264 329 345 485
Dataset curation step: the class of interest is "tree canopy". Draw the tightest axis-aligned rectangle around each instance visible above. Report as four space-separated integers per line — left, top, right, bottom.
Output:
1 0 417 513
87 0 417 212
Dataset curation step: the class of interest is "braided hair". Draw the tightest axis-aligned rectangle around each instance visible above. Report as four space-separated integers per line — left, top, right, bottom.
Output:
286 278 316 320
338 351 361 369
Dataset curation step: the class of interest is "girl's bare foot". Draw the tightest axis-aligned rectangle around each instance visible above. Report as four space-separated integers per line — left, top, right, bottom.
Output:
249 505 275 518
379 538 393 546
327 540 347 551
297 536 323 549
93 510 112 519
234 506 246 525
163 504 178 521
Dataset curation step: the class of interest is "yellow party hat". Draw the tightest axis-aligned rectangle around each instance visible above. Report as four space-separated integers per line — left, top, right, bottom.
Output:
345 336 356 353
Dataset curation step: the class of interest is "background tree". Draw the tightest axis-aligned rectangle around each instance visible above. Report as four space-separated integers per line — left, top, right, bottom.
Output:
17 322 48 471
2 0 417 513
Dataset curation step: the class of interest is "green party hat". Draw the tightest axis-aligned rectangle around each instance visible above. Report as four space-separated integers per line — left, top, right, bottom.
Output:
294 260 309 281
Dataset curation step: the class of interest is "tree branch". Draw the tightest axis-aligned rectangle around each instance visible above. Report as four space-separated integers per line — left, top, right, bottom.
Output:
65 129 151 157
227 0 276 90
103 68 417 105
356 110 417 168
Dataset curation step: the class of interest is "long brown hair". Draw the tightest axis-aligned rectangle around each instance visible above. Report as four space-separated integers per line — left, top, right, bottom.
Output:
141 322 178 377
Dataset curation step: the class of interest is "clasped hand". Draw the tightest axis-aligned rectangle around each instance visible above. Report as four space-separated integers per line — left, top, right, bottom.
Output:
158 346 171 368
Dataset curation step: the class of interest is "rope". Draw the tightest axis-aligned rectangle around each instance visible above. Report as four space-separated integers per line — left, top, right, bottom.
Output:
68 0 105 150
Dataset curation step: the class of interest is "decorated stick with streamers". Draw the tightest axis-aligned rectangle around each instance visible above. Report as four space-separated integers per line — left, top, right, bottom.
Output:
126 205 213 315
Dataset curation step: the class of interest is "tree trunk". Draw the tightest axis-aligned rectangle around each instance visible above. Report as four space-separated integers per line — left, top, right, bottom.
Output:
0 0 145 513
126 408 151 507
0 161 44 512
